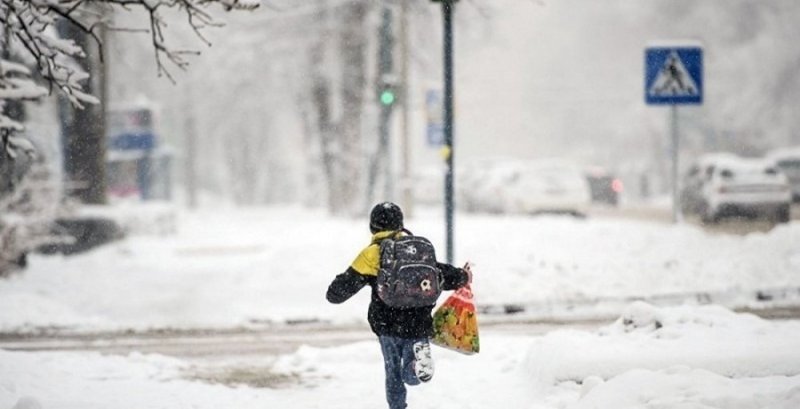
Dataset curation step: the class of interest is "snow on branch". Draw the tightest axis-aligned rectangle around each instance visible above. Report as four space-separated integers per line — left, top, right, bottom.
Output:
0 0 260 151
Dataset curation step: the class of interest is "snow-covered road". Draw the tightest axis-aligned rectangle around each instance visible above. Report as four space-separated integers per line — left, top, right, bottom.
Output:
1 305 798 359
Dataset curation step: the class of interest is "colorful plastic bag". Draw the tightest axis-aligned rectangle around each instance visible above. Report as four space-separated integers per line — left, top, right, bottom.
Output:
431 284 480 355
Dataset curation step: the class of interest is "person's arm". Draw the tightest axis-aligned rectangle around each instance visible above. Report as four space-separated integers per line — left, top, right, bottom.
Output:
326 267 369 304
438 262 470 291
327 244 380 304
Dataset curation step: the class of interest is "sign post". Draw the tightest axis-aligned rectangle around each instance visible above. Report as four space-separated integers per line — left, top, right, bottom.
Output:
645 44 703 223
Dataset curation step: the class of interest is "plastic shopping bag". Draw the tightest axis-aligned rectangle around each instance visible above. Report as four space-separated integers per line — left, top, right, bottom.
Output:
431 284 480 355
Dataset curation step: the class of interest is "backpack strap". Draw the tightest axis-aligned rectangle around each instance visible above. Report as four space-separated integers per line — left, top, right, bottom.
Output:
372 229 410 245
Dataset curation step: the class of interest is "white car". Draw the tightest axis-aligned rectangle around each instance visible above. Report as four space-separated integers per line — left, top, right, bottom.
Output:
503 160 591 217
464 161 524 213
695 156 791 223
767 146 800 203
457 158 522 213
680 152 740 215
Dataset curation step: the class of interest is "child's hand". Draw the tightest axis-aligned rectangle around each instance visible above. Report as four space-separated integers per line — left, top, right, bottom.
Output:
463 262 473 283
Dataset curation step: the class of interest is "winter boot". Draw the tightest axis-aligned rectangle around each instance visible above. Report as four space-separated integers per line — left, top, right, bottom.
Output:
412 341 434 382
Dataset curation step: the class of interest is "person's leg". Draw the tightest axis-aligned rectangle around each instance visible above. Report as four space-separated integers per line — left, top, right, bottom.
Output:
379 336 408 409
400 338 421 386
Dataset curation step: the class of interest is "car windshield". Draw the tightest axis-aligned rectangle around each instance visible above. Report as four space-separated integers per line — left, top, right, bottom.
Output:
777 160 800 170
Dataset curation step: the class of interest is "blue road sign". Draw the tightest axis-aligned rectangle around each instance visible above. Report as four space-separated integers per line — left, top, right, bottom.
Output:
645 46 703 105
110 132 156 151
425 89 444 146
427 123 444 146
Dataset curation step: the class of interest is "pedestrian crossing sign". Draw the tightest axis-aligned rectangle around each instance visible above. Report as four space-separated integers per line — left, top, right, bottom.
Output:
645 46 703 105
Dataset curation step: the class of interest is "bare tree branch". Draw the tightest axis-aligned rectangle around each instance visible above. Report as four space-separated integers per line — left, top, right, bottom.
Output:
0 0 260 150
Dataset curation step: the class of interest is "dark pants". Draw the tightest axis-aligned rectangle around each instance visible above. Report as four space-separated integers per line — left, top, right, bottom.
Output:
378 335 427 409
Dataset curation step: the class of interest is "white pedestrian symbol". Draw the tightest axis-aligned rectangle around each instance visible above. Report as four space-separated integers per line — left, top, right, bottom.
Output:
649 51 698 97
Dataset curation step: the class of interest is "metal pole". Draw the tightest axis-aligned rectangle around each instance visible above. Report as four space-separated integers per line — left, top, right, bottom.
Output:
442 0 455 263
671 104 681 223
399 0 413 217
366 7 394 208
380 106 392 201
381 7 394 202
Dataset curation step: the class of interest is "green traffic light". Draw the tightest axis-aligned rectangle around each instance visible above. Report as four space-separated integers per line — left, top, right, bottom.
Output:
380 90 396 106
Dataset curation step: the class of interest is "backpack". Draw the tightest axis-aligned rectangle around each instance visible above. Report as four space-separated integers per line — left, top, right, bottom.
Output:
377 232 442 308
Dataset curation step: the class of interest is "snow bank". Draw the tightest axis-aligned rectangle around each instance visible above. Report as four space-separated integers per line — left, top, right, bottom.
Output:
525 303 800 408
573 367 800 409
526 302 800 383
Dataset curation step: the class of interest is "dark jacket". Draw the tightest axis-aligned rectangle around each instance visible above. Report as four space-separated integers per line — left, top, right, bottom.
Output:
326 230 469 338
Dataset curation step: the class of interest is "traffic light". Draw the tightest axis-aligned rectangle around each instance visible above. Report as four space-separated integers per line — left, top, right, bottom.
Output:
380 88 396 106
378 74 398 107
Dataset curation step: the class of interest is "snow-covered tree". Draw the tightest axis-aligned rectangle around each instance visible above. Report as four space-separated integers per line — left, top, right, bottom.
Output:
0 0 260 273
0 0 260 157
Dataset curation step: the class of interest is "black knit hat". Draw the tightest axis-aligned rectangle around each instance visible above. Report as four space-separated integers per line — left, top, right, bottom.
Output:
369 202 404 233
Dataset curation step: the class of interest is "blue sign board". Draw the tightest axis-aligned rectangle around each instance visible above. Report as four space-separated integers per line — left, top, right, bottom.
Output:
425 89 444 146
645 46 703 105
427 123 444 146
110 132 156 151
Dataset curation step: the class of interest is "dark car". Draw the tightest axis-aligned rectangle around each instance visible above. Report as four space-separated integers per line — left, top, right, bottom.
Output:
585 170 623 206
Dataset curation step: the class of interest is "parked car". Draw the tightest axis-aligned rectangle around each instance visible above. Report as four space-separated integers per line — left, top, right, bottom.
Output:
686 155 791 223
680 153 740 215
465 161 524 213
767 146 800 203
585 168 623 206
458 158 521 213
503 160 591 217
